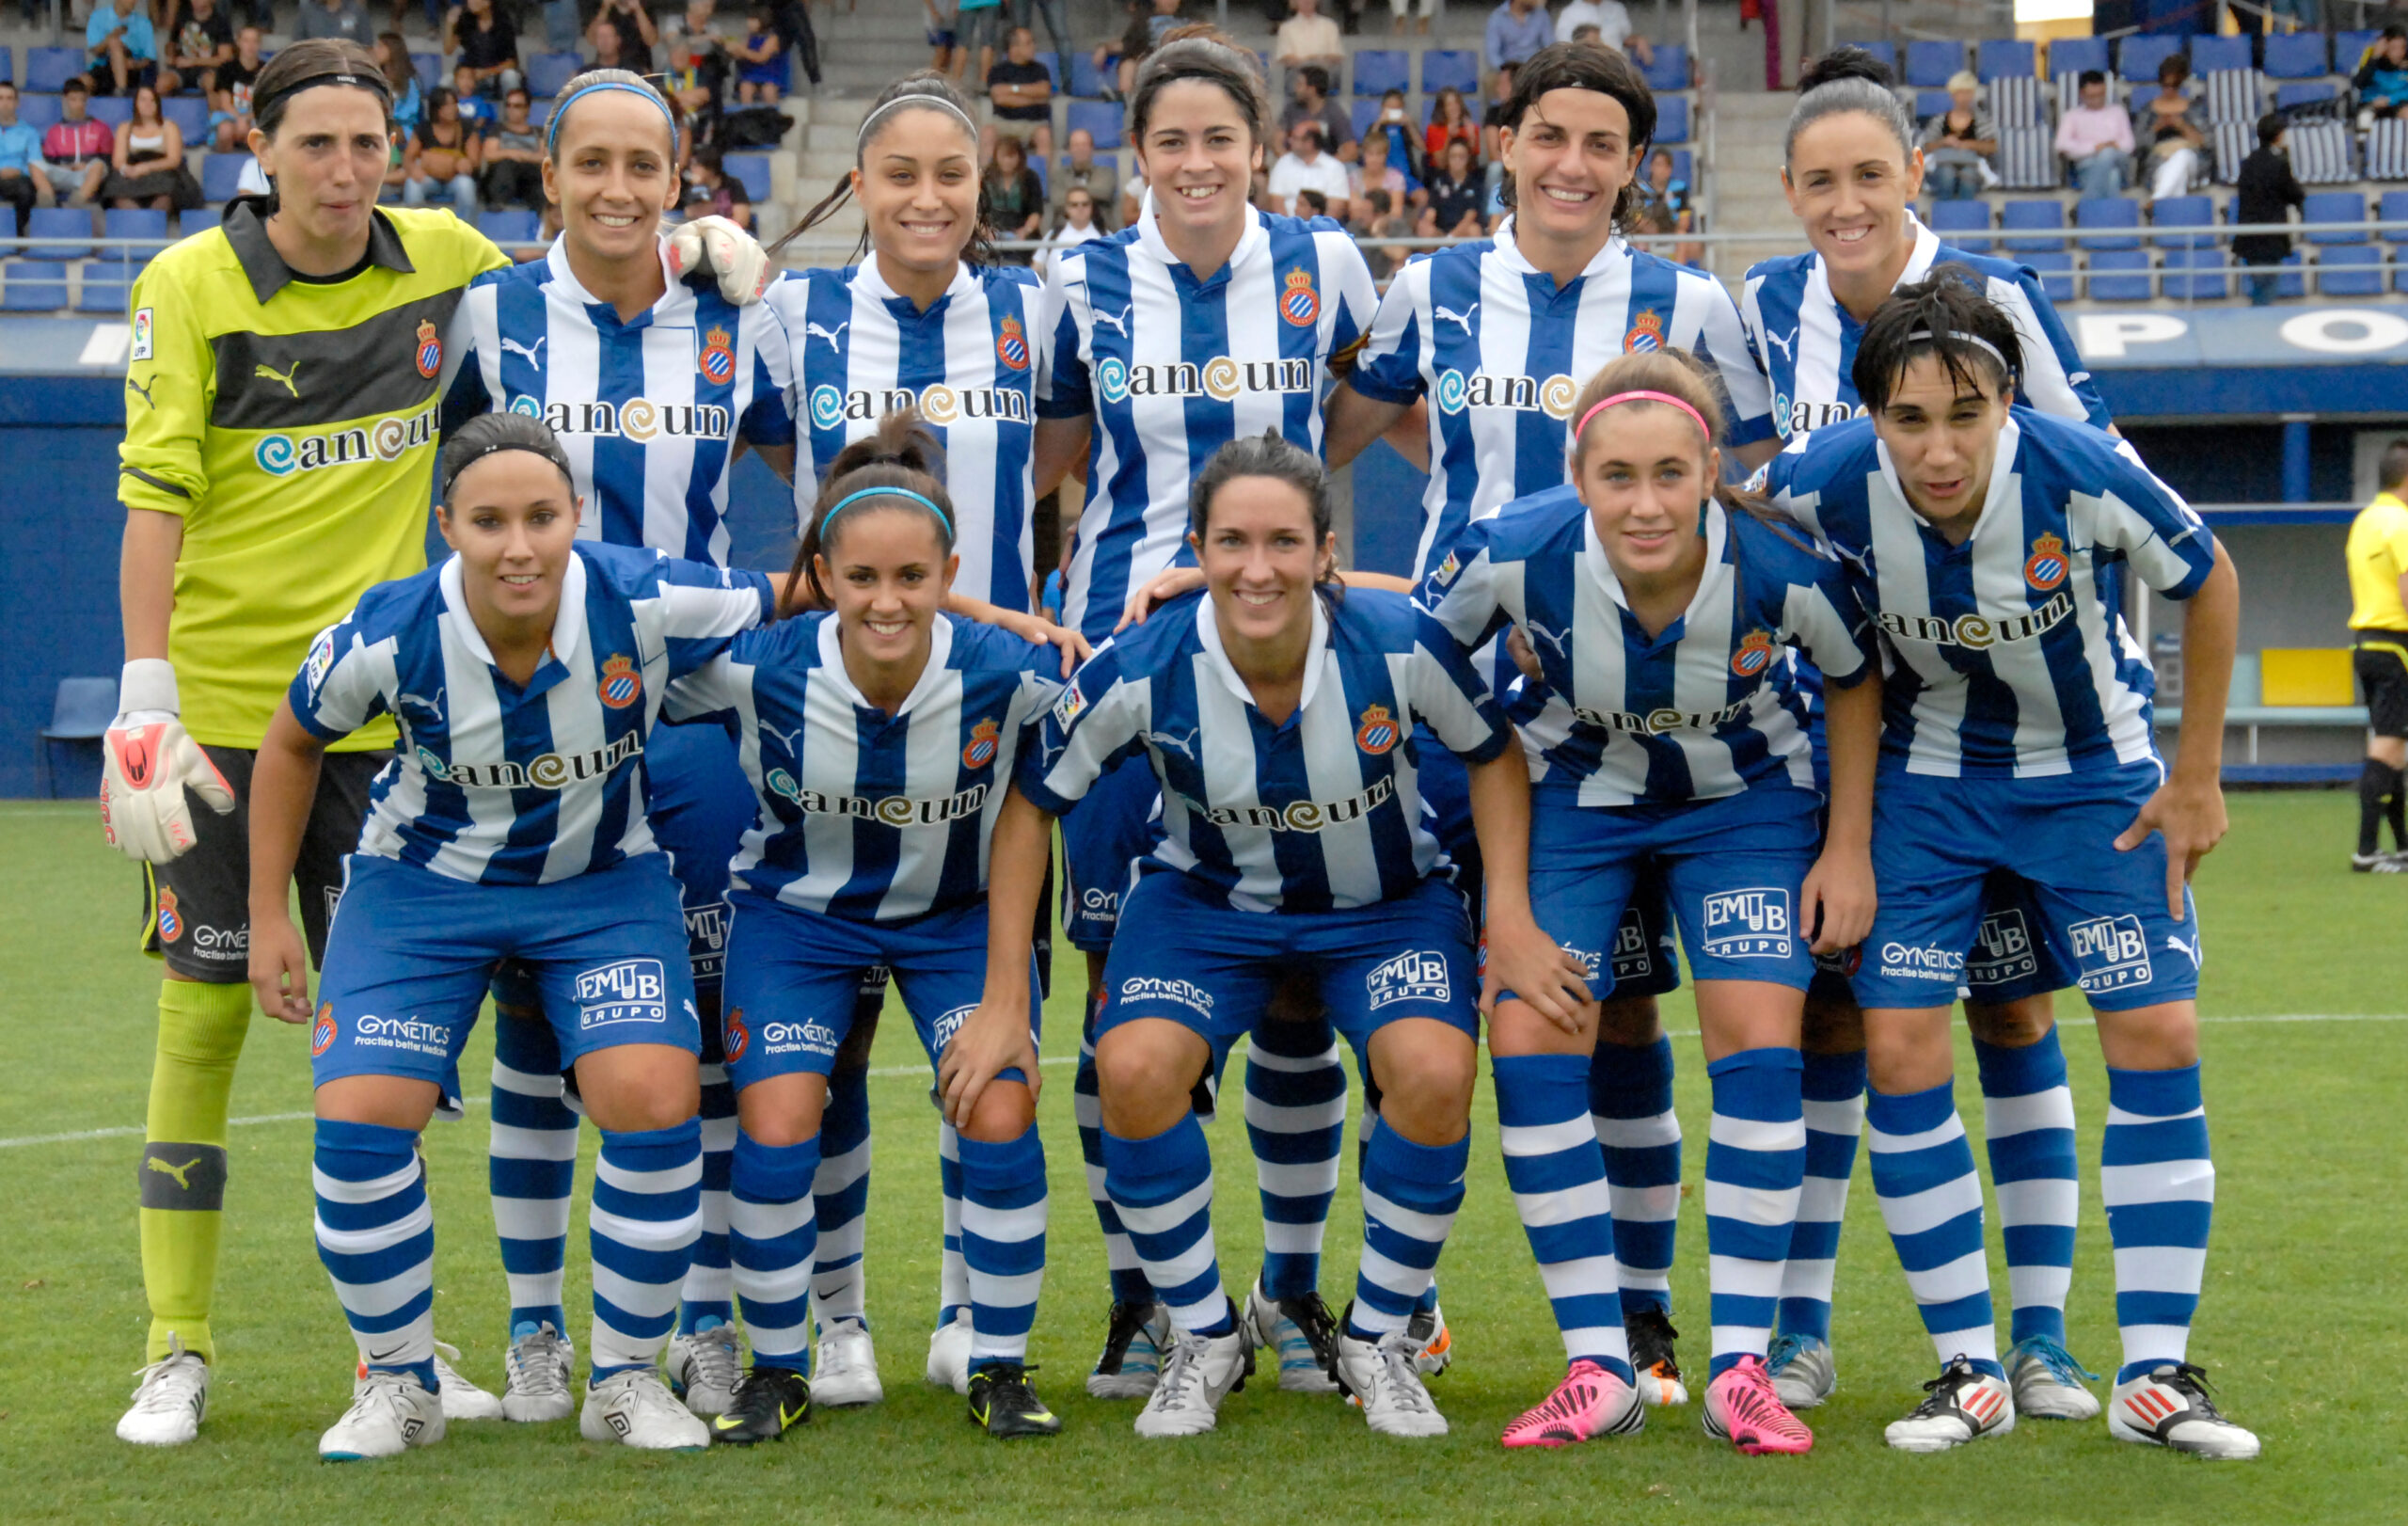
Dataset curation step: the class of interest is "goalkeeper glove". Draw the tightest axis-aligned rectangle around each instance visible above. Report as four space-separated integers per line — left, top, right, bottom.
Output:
100 659 234 865
666 215 774 306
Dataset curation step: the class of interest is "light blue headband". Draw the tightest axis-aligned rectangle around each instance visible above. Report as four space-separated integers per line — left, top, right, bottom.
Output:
822 486 953 537
545 79 680 158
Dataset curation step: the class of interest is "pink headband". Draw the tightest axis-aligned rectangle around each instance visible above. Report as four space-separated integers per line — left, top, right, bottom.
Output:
1573 389 1712 445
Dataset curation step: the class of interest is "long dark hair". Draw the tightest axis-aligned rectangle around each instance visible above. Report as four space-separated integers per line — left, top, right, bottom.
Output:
1129 26 1270 155
778 72 996 268
1850 266 2024 414
1188 430 1344 612
1785 46 1918 172
788 407 958 615
1494 40 1656 230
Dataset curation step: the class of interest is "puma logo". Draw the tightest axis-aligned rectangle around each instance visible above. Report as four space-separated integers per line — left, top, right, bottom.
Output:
500 335 546 368
1764 326 1797 365
1147 726 1199 760
1523 619 1574 662
1434 301 1479 335
126 374 158 410
146 1155 197 1190
1092 303 1133 338
254 359 300 397
803 319 848 352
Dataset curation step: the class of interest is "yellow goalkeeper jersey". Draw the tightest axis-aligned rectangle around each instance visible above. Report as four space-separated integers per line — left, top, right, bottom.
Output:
119 202 509 750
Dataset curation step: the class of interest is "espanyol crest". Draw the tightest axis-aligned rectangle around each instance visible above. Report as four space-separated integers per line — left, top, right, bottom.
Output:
1355 703 1400 755
697 325 737 386
962 718 1001 769
1730 628 1778 678
995 315 1030 372
414 319 443 378
598 653 642 708
2024 532 2069 592
1281 266 1320 326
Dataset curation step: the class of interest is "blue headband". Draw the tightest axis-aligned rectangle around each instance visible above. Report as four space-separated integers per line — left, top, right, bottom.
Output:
544 79 679 158
822 486 953 537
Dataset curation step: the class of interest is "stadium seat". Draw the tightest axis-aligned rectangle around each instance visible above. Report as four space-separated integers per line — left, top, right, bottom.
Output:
2021 249 2076 303
1927 199 1991 251
79 255 148 314
2379 189 2408 232
1999 198 2067 254
1904 40 1964 89
1069 52 1112 100
1421 50 1480 97
413 51 441 94
2368 119 2408 181
2119 34 2184 85
1976 39 2036 82
722 151 771 202
2074 196 2143 250
103 207 168 249
2261 31 2327 80
2150 195 2215 248
0 260 71 310
1067 100 1121 151
2085 248 2154 300
2158 246 2227 300
1996 123 2055 187
18 92 61 130
2303 190 2368 244
2203 69 2263 125
36 676 118 800
1035 52 1061 88
2287 118 2356 183
1915 88 1949 119
2276 81 2340 111
2190 36 2252 75
527 52 581 101
2278 248 2309 299
2315 244 2387 296
1352 50 1408 98
1838 40 1895 75
25 47 82 94
201 152 250 203
529 100 552 128
88 96 133 127
477 209 541 246
1653 94 1689 145
162 96 208 141
1640 43 1690 92
0 47 12 87
1349 98 1380 142
2049 36 2109 81
2335 30 2383 76
24 208 93 261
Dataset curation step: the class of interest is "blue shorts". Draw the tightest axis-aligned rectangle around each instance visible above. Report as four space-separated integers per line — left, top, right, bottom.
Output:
720 889 1039 1094
1520 782 1823 999
1853 766 2202 1013
1095 870 1480 1072
312 854 700 1090
1058 753 1161 952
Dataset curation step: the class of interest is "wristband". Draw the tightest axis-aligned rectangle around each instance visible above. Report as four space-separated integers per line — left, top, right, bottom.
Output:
119 658 181 718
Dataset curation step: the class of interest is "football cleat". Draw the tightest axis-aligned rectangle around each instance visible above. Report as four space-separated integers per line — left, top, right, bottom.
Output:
1626 1309 1689 1407
1766 1331 1836 1410
2007 1335 2101 1421
1133 1307 1251 1438
968 1362 1063 1439
320 1368 446 1461
708 1365 811 1445
582 1367 710 1450
1088 1299 1172 1399
1703 1356 1814 1455
1885 1358 2017 1453
813 1318 885 1408
927 1308 973 1394
116 1334 209 1446
1244 1282 1341 1393
1499 1359 1644 1448
665 1321 743 1417
430 1343 504 1421
501 1322 577 1423
1332 1311 1448 1438
2107 1363 2259 1460
1405 1301 1452 1377
2351 850 2408 873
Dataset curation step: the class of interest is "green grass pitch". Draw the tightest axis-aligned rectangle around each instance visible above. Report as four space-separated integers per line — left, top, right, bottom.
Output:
0 792 2401 1524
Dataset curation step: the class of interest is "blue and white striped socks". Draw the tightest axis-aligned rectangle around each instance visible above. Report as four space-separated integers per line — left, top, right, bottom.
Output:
1494 1053 1632 1381
810 1063 874 1328
1103 1113 1229 1335
1703 1048 1805 1379
679 1056 737 1334
488 1009 577 1341
1591 1036 1683 1319
315 1120 437 1391
958 1126 1049 1370
1867 1082 2001 1375
1975 1031 2080 1347
1080 1018 1155 1306
2102 1065 2213 1382
728 1129 820 1370
590 1121 703 1381
1777 1048 1866 1344
1244 1022 1347 1300
937 1121 970 1326
1349 1121 1468 1341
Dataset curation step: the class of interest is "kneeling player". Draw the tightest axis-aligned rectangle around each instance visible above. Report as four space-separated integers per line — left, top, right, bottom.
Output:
246 416 774 1458
1770 273 2258 1459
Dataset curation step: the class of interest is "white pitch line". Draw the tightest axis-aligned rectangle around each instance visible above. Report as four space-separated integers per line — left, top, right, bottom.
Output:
0 1017 2395 1151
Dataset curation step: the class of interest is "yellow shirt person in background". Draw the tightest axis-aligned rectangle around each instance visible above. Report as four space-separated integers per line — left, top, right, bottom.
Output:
2345 440 2408 871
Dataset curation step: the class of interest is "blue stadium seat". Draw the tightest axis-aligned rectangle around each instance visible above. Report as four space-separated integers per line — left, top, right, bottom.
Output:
2085 248 2154 300
2276 82 2339 110
2020 249 2076 303
1352 50 1408 98
19 93 61 131
2379 189 2408 231
2278 248 2309 299
0 209 10 240
2189 36 2252 75
1067 99 1122 151
2316 244 2386 296
412 51 441 94
162 96 208 141
2150 194 2215 247
1350 98 1380 142
1999 198 2067 253
2049 36 2109 80
1839 41 1896 76
2303 189 2367 244
1976 40 2036 82
1653 94 1689 145
2335 30 2383 75
24 208 93 261
1667 148 1691 184
103 207 168 250
1069 52 1112 100
1905 40 1964 89
2119 35 2184 85
2075 196 2142 249
25 47 82 94
79 254 149 313
2158 246 2226 300
1927 198 1991 251
527 52 582 101
1421 50 1480 97
1639 43 1689 92
0 47 12 87
1030 155 1046 195
1036 52 1061 88
89 96 134 127
529 100 551 128
0 261 71 311
2261 31 2327 80
1915 88 1949 119
722 151 771 202
201 152 250 202
477 209 541 245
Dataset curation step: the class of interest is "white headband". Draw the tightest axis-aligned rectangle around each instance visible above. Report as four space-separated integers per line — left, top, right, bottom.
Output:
857 92 980 149
1905 326 2014 375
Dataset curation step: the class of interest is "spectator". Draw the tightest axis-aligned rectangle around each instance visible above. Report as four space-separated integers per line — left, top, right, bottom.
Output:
2133 53 2204 201
1481 59 1515 162
1418 135 1485 237
372 32 424 141
2346 437 2408 870
925 0 959 75
1919 70 1994 201
39 78 114 206
451 61 497 127
1388 0 1434 37
590 0 660 76
1352 125 1422 215
663 0 733 116
1484 0 1549 72
1038 183 1106 274
1012 0 1075 67
1294 186 1328 218
1276 0 1343 81
1425 85 1477 165
2354 26 2408 119
2233 111 2303 307
2056 69 2132 198
958 0 1009 86
0 84 40 223
87 0 160 97
103 82 199 214
480 86 545 209
295 0 372 45
985 131 1046 256
1051 125 1117 225
404 85 480 210
157 0 233 99
1553 0 1653 64
1269 119 1351 218
1279 64 1357 164
988 25 1055 160
447 0 521 99
1365 87 1425 180
1636 145 1702 263
1354 185 1412 269
206 24 263 151
1093 0 1179 99
683 144 754 230
731 6 789 103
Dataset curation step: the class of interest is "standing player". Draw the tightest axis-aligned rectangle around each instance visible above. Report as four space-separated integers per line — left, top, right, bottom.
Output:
2345 439 2408 870
1030 29 1384 1397
947 432 1586 1438
1737 47 2116 1420
1419 351 1880 1455
1768 275 2258 1459
246 414 776 1457
667 416 1066 1442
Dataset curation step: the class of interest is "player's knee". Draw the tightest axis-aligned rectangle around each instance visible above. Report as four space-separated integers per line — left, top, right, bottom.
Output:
962 1078 1037 1143
582 1067 703 1134
1861 1009 1956 1095
1964 993 2055 1048
1593 993 1663 1046
1094 1024 1201 1133
2094 1002 2199 1071
1368 1034 1474 1141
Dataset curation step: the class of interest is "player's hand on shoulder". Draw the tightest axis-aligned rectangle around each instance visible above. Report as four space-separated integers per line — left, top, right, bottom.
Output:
667 215 773 306
1118 566 1203 631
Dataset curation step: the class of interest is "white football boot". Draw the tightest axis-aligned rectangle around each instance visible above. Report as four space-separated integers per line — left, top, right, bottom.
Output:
117 1335 209 1446
581 1367 710 1450
320 1368 446 1461
813 1317 885 1407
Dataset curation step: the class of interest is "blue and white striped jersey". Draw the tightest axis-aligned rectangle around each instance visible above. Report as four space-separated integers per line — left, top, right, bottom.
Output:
290 542 774 885
1034 204 1380 642
442 240 797 568
1020 588 1512 914
1419 490 1874 806
1349 220 1777 583
1766 408 2217 778
661 612 1063 921
767 259 1045 612
1739 214 2110 443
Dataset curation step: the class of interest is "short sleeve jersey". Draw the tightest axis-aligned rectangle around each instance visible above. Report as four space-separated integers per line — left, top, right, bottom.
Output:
2346 491 2408 632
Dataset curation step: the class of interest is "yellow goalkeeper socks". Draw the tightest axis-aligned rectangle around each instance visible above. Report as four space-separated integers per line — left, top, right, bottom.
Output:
139 978 253 1365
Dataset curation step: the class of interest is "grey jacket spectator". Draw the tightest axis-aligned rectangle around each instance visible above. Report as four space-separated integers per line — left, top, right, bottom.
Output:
294 0 373 43
1050 128 1118 224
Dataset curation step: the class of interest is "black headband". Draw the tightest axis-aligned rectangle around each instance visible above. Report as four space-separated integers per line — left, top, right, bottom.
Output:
442 438 577 500
255 67 393 126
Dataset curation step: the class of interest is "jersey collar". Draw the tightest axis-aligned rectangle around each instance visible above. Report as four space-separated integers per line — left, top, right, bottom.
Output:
1581 495 1732 622
855 252 975 316
1490 216 1629 283
222 200 417 303
437 546 590 681
545 237 694 329
812 608 958 718
1874 410 2023 550
1134 198 1269 287
1194 584 1332 716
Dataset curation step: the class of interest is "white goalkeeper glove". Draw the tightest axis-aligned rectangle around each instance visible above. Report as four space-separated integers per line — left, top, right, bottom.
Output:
100 659 234 865
666 215 774 306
